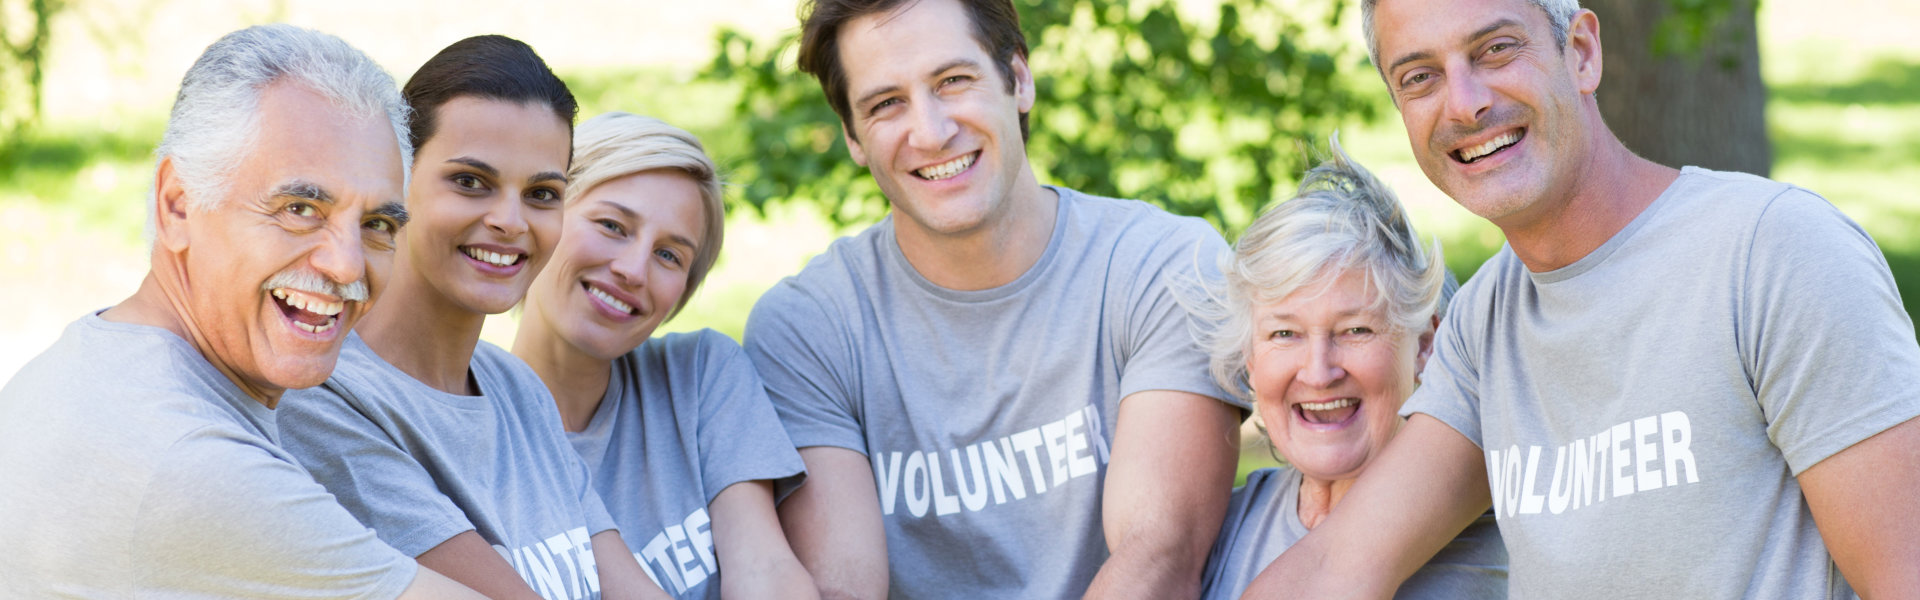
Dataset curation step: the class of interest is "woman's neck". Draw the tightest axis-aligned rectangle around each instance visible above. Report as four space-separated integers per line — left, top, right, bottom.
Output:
356 265 488 395
1296 473 1358 530
512 298 615 432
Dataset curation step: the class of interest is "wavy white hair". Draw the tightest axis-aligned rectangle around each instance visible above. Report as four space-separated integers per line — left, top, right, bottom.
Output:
1195 134 1455 399
149 24 410 238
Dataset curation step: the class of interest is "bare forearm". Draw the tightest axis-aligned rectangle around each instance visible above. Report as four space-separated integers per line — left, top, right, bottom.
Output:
1086 391 1240 600
1800 417 1920 598
1242 415 1490 599
781 448 889 600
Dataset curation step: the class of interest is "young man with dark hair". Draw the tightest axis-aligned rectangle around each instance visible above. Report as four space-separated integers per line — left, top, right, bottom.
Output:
744 0 1246 597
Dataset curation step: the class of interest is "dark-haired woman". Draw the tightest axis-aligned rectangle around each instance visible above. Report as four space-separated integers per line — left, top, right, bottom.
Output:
280 35 668 600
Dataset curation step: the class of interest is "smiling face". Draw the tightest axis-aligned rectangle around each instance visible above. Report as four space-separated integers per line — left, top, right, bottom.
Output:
163 80 406 398
1247 268 1433 483
526 170 705 362
1373 0 1601 228
398 96 571 316
836 0 1036 239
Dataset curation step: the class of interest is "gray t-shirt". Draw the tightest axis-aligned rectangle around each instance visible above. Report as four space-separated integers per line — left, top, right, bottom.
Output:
1404 167 1920 599
0 313 417 598
1199 467 1507 600
281 333 618 600
568 329 806 599
744 186 1240 599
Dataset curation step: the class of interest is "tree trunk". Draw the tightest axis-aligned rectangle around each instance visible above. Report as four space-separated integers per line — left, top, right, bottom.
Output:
1586 0 1771 176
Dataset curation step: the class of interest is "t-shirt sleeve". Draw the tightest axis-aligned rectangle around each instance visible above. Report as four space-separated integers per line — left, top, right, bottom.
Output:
692 330 810 504
1402 274 1489 448
1116 218 1244 408
132 424 418 599
1743 188 1920 474
743 282 867 453
278 385 476 557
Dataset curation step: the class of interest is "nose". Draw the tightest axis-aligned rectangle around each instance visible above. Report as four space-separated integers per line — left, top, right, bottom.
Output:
311 225 367 294
907 97 958 152
1296 337 1346 389
1440 67 1493 126
608 245 650 290
483 195 529 238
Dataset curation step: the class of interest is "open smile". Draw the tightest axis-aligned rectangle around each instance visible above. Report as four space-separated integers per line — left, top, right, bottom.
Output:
913 151 978 181
270 288 345 336
1293 397 1362 431
460 244 530 277
582 281 641 320
1451 129 1524 165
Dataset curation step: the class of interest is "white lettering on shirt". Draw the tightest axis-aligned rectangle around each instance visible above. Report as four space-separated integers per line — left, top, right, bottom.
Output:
1486 411 1704 520
873 405 1111 520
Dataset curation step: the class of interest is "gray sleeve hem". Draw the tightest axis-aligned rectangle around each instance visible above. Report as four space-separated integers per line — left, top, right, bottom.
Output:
1781 402 1920 476
388 520 480 559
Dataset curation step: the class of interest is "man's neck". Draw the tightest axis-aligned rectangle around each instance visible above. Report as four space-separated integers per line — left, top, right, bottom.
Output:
1499 137 1681 273
355 260 486 396
893 175 1059 292
103 267 285 408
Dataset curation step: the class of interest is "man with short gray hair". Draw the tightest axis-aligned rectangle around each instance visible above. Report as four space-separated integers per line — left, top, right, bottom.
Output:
0 24 478 598
1247 0 1920 597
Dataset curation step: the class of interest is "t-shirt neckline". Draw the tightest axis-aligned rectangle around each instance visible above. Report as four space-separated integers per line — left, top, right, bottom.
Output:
883 185 1074 303
1528 167 1699 285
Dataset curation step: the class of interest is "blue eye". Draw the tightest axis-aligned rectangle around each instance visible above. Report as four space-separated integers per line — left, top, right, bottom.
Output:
596 219 626 236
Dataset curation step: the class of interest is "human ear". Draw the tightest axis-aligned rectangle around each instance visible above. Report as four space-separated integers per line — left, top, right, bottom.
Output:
1009 53 1036 113
1414 313 1440 378
152 158 194 254
843 126 869 168
1566 9 1603 95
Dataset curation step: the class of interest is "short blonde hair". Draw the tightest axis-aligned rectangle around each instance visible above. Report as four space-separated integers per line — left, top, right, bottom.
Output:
1203 134 1454 398
567 112 725 320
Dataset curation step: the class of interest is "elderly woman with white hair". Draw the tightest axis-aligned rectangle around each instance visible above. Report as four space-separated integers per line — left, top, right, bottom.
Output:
1197 140 1507 599
512 112 816 600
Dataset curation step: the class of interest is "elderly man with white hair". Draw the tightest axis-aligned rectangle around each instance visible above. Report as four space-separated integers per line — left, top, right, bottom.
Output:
0 24 478 598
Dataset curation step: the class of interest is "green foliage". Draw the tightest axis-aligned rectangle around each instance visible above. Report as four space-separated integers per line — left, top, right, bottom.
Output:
700 0 1375 231
1650 0 1755 60
1 0 65 164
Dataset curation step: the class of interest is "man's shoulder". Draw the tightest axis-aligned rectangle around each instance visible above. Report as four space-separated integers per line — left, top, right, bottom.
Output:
1059 186 1221 242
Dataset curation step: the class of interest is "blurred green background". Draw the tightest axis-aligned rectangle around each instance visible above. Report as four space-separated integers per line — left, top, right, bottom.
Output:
4 0 1917 479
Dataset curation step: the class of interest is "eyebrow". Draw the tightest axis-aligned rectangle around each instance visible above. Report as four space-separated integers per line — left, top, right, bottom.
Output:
445 156 498 178
1386 18 1523 76
372 201 410 228
851 58 983 113
270 180 334 204
530 171 568 186
593 199 700 251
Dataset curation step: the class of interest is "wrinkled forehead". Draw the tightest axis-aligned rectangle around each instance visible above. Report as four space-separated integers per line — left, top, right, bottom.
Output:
1371 0 1546 65
245 84 407 210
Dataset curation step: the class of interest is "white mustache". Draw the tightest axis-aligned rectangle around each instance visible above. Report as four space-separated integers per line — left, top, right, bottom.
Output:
261 269 368 303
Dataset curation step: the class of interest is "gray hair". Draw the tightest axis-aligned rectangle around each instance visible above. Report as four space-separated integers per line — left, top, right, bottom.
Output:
567 112 726 320
150 24 411 237
1200 134 1455 399
1362 0 1581 73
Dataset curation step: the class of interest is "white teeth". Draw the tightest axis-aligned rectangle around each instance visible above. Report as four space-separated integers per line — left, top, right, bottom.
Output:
915 153 975 181
292 316 337 335
1298 398 1357 411
272 288 344 316
587 285 635 315
463 247 519 267
1460 131 1521 163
